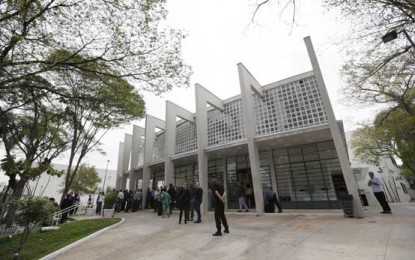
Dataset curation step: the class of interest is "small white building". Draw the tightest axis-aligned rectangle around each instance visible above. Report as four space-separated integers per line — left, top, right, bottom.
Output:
28 163 117 204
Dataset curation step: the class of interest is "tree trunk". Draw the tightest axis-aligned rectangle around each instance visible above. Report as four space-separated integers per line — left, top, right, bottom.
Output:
5 180 26 228
14 224 29 260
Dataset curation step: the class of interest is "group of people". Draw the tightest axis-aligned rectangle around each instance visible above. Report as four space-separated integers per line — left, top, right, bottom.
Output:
60 192 81 223
148 181 204 223
113 189 144 213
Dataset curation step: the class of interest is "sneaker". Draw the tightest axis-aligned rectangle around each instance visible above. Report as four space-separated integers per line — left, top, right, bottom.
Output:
237 210 242 212
224 229 230 234
194 220 201 223
245 210 249 212
381 211 392 214
212 231 222 236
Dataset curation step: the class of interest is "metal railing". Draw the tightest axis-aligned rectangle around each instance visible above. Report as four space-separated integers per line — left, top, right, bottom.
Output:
49 204 82 226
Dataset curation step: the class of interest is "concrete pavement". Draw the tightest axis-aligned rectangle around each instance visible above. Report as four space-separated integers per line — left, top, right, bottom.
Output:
55 202 415 260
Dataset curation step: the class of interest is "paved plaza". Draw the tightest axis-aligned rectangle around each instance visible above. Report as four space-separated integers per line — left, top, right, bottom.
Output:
54 203 415 260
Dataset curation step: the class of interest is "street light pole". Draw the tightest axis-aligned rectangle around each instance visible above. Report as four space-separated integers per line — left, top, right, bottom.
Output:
102 160 110 193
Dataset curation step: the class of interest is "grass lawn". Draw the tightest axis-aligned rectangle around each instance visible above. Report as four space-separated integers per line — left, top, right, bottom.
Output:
0 218 121 259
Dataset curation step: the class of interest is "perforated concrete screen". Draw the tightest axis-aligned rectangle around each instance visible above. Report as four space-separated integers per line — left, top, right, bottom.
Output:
207 99 246 147
253 76 328 136
152 132 165 161
175 121 197 155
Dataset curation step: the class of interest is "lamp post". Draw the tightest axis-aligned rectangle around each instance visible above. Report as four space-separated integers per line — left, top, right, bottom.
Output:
102 160 110 193
382 29 415 49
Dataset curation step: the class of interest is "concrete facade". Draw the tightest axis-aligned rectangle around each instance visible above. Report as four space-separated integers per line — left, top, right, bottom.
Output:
116 37 364 217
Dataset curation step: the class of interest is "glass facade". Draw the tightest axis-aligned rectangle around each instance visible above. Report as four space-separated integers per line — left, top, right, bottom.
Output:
150 171 165 190
174 164 198 188
273 141 345 209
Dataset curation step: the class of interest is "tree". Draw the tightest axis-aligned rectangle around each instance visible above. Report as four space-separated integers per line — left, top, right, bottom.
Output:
1 0 190 223
64 165 101 196
0 85 66 227
1 0 191 96
58 63 145 204
351 107 415 179
13 197 56 259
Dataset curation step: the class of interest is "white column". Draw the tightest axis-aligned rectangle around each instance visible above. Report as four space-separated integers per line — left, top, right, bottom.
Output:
195 84 224 215
142 115 165 207
237 63 265 216
115 142 124 190
122 133 132 190
304 36 364 218
164 101 194 186
130 125 145 191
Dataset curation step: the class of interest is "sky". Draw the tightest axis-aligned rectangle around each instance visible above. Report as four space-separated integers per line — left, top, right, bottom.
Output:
0 0 377 181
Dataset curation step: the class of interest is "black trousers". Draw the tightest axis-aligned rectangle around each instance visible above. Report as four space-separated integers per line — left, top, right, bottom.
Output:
194 202 201 221
374 191 391 212
214 202 228 232
179 205 189 223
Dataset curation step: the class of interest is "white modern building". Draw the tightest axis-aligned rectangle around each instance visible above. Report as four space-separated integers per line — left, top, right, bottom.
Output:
116 37 364 217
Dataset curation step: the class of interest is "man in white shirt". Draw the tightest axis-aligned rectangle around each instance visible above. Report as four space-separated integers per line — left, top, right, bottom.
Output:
368 171 392 214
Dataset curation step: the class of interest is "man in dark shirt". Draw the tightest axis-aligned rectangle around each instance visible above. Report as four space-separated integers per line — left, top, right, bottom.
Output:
211 177 229 236
168 183 176 215
61 194 73 223
193 183 203 223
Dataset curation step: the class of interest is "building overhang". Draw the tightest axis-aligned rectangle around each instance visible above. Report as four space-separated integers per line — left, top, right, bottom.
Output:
171 153 198 167
256 122 344 151
148 161 165 171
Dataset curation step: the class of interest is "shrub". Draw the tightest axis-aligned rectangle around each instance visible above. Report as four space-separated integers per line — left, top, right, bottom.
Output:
104 193 117 209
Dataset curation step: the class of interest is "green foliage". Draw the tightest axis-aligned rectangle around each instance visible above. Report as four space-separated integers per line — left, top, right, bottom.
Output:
14 197 56 227
1 0 192 95
64 165 101 195
1 155 63 181
351 106 415 178
0 218 121 259
104 193 117 209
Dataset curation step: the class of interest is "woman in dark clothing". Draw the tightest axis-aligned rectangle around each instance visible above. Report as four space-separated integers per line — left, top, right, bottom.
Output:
176 187 190 224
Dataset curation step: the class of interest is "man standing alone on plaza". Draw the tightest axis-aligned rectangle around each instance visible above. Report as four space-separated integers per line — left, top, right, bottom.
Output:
211 177 229 236
368 171 392 214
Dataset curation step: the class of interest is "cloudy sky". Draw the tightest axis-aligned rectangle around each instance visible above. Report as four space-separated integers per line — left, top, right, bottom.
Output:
1 0 378 181
63 0 371 171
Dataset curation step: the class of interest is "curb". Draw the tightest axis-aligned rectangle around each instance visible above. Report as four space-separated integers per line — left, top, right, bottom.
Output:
39 217 125 260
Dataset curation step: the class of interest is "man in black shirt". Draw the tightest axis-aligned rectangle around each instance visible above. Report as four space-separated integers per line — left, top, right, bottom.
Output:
168 183 176 215
211 177 229 236
193 183 203 223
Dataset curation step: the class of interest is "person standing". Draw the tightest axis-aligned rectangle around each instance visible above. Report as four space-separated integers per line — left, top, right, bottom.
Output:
132 190 140 212
193 183 203 223
368 171 392 214
211 177 229 236
161 188 171 218
61 194 73 223
87 194 93 208
188 181 196 221
96 192 104 215
237 182 249 212
168 183 176 215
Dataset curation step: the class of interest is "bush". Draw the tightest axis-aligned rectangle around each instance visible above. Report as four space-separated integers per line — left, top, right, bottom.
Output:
104 193 117 209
